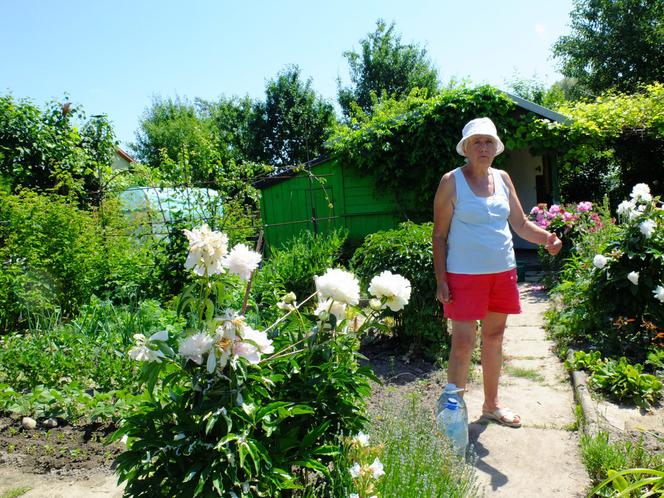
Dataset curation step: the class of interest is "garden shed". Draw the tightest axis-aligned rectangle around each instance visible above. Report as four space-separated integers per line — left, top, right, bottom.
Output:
256 91 570 251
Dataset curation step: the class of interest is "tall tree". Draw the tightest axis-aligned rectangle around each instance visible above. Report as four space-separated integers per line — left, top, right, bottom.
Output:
338 20 439 118
197 95 254 165
132 96 222 185
0 95 115 204
249 65 336 166
553 0 664 95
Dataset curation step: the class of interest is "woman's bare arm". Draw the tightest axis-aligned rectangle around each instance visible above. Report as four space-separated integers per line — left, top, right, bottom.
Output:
500 170 562 255
433 172 456 303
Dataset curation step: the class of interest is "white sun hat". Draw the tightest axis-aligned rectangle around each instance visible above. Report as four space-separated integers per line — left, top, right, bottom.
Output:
455 117 505 157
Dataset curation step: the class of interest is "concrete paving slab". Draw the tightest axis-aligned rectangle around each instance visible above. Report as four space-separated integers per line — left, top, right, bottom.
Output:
503 357 570 388
502 336 555 358
462 283 591 496
465 376 576 428
469 426 588 498
594 399 664 433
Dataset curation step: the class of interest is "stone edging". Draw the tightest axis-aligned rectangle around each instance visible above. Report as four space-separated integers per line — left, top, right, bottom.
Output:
567 349 601 437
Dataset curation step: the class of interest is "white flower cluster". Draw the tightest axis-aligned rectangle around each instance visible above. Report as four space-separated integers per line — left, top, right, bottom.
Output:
352 431 370 447
311 269 411 329
654 285 664 304
128 330 169 363
593 254 608 269
349 457 385 480
183 224 262 280
315 268 360 305
616 183 654 222
368 271 412 312
178 311 274 373
183 224 229 276
640 219 657 239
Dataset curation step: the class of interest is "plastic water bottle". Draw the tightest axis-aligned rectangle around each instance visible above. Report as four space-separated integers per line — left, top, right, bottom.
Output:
436 398 469 458
436 383 468 426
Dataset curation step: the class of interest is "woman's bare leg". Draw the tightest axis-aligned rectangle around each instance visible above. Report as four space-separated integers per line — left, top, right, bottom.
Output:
480 312 508 412
447 320 477 393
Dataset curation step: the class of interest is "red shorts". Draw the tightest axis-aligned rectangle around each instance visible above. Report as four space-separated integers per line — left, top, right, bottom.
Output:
443 269 521 321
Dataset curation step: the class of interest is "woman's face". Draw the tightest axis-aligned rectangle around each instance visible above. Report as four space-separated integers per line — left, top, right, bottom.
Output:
463 134 497 164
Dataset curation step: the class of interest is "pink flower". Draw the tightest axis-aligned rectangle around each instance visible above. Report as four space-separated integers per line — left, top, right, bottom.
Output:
549 204 562 214
577 201 593 212
563 212 574 221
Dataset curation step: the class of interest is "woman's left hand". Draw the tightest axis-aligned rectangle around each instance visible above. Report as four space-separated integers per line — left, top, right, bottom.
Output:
545 232 562 256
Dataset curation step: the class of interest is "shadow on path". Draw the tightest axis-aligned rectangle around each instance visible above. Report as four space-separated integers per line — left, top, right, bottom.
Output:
468 419 509 492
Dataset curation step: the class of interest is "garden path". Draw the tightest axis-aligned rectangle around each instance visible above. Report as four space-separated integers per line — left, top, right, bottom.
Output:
464 281 591 497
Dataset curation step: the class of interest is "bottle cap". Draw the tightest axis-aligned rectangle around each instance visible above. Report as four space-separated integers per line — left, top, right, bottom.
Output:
445 398 459 410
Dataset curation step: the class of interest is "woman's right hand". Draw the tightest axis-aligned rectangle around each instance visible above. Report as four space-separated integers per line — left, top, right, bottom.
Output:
436 281 451 304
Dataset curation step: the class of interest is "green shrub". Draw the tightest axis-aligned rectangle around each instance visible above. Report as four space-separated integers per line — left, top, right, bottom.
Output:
546 183 664 364
112 227 390 497
0 190 103 330
589 357 662 409
0 298 181 393
0 190 161 331
351 222 447 358
252 229 348 320
568 351 662 408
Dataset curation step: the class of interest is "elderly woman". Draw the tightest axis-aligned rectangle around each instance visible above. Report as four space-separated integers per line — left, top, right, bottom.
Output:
432 117 562 427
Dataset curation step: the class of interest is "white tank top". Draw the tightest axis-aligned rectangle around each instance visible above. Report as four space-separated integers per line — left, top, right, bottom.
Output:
446 167 516 274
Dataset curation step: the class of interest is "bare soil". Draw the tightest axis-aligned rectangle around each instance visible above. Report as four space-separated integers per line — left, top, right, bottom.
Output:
0 415 123 477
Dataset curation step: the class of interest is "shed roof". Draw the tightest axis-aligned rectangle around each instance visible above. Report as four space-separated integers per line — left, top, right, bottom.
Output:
254 92 570 190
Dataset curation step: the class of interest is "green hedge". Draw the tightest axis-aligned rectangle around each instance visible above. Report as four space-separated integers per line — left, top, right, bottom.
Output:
351 221 447 358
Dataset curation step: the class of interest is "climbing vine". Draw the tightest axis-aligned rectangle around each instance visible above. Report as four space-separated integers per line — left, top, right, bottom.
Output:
328 85 567 219
328 83 664 212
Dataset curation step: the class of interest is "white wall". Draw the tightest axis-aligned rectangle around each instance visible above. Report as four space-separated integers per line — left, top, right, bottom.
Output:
502 149 542 249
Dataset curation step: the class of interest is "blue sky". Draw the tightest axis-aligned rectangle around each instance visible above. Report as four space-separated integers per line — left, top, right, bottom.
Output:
2 0 574 148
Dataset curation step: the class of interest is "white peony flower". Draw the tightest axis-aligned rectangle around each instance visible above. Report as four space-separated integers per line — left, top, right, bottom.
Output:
654 285 664 303
368 271 412 311
368 457 385 479
353 432 370 447
639 219 657 238
241 325 274 355
627 271 639 285
128 333 166 363
349 494 359 498
183 224 229 276
179 332 214 365
128 344 165 363
222 244 262 281
316 298 347 324
315 269 360 305
218 308 247 329
234 341 261 364
631 183 652 203
617 200 634 217
593 254 608 269
349 462 361 478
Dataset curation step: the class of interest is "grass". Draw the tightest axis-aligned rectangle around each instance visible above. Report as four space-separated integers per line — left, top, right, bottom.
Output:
581 431 664 490
368 391 480 498
0 487 31 498
502 364 546 383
